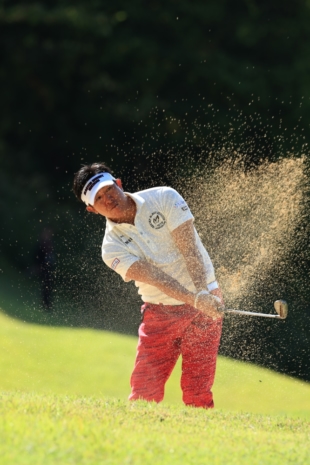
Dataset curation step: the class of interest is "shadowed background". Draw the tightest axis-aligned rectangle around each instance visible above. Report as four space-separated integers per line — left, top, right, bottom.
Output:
0 0 309 381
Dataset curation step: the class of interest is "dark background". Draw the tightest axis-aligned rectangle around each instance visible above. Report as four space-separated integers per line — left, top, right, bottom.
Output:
1 0 309 380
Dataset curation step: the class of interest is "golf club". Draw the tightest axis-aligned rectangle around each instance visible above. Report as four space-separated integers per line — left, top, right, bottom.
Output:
223 299 288 320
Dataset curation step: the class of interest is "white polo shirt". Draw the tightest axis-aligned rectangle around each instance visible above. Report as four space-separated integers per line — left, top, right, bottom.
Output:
102 186 216 305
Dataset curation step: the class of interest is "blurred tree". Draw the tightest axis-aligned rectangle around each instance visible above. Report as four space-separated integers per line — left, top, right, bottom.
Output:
0 0 310 379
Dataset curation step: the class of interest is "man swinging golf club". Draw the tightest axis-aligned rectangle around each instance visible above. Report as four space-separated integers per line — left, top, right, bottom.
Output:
73 162 224 409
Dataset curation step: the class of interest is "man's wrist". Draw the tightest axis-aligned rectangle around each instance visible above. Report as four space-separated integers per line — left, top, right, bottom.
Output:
184 291 196 308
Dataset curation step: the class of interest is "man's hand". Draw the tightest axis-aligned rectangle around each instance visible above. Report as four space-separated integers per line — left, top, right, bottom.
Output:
195 292 224 319
210 287 225 306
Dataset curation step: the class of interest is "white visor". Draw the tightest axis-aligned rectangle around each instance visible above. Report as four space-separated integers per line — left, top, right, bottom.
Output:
81 172 116 206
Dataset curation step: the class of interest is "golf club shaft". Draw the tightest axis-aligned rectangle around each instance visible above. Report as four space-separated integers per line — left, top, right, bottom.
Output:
224 309 281 319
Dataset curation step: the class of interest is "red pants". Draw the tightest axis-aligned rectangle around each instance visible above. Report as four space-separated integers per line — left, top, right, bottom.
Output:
129 303 223 408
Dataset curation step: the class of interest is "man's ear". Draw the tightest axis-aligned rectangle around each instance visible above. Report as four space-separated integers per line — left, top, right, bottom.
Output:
116 178 123 190
86 205 98 214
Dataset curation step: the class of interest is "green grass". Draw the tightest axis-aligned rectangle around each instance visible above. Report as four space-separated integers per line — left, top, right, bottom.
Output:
1 308 310 464
1 392 309 465
1 310 310 418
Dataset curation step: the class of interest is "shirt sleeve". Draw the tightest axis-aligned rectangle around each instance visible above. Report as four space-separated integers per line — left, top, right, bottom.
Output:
102 239 140 282
160 187 194 231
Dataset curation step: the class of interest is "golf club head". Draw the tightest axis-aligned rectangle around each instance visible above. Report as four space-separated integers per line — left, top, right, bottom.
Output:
274 300 288 319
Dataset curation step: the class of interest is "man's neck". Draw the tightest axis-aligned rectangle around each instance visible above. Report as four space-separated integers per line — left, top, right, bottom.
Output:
107 196 136 225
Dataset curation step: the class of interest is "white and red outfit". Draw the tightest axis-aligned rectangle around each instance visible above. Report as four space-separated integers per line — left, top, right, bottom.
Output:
102 187 222 408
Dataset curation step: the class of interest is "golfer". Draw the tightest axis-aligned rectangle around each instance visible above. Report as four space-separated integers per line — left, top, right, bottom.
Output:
73 162 224 409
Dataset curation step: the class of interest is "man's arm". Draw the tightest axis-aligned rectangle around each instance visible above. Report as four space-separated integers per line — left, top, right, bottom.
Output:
171 219 224 304
126 260 195 305
125 260 221 318
171 219 208 291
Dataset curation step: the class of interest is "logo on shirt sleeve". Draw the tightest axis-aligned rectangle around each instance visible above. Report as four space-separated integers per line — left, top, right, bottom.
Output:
149 211 166 229
119 235 133 245
174 199 189 211
111 258 120 270
174 199 186 208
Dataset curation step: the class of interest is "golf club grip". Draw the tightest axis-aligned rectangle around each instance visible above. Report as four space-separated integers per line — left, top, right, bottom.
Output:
224 309 279 318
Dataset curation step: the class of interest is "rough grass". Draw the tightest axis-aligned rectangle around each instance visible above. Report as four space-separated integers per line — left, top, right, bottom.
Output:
1 392 309 465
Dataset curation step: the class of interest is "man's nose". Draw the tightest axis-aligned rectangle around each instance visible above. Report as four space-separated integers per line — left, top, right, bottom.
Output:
105 193 114 202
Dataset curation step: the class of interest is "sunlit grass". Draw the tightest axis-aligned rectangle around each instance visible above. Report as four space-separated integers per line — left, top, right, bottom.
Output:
1 307 309 464
0 310 309 419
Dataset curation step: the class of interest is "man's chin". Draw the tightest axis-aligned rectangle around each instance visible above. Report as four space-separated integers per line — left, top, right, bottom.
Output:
107 204 118 214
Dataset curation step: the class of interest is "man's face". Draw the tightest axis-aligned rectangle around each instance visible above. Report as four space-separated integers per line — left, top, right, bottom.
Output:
87 181 129 220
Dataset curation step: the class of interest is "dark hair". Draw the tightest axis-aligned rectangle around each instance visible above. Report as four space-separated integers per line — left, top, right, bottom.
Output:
72 162 113 201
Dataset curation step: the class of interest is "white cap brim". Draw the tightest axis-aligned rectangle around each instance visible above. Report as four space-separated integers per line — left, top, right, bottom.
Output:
81 172 116 206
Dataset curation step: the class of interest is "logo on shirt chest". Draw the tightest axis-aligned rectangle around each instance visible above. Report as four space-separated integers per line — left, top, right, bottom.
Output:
149 211 166 229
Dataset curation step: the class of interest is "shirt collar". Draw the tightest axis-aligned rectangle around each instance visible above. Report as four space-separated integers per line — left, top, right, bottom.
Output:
105 191 145 231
